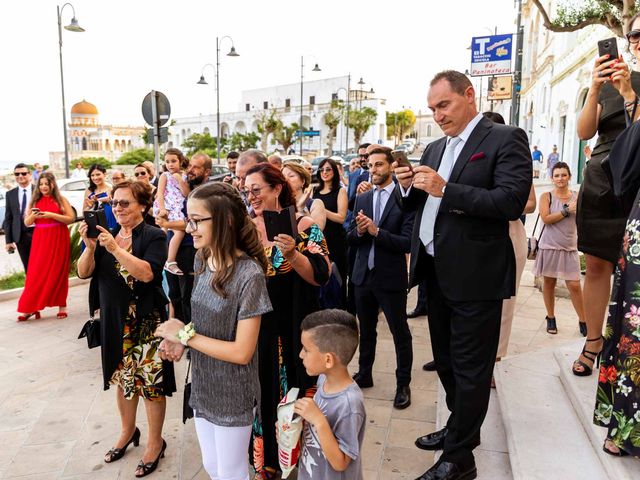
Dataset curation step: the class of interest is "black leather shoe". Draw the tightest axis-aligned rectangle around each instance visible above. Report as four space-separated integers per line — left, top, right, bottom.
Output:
423 360 436 371
352 371 374 388
415 427 448 450
393 385 411 409
407 308 428 318
415 460 477 480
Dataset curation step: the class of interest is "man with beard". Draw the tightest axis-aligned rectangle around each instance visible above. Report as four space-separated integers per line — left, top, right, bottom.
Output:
156 152 211 323
347 145 414 409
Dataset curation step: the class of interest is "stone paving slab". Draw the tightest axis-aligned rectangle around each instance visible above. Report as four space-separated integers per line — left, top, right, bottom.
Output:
0 249 588 479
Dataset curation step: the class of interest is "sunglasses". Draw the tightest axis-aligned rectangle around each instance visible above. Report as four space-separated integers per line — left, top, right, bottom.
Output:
134 171 147 177
359 154 369 159
14 172 29 176
110 200 133 208
319 167 333 173
627 29 640 44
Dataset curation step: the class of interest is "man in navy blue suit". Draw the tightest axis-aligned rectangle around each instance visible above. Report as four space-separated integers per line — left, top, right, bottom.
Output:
348 145 414 409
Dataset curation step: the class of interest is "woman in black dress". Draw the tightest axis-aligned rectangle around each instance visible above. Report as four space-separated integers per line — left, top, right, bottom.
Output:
574 17 640 377
78 180 174 478
313 157 348 306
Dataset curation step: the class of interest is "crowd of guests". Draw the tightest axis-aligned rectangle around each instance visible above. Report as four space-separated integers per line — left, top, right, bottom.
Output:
5 22 640 477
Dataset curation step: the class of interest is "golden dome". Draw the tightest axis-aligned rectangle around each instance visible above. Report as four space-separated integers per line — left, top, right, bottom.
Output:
71 99 98 115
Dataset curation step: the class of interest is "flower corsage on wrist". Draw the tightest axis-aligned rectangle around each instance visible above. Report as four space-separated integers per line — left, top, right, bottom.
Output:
177 322 196 346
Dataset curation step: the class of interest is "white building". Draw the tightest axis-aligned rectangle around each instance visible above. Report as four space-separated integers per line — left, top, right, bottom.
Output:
170 75 387 158
518 0 618 183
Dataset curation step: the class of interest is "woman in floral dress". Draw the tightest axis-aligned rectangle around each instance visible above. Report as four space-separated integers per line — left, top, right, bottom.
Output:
78 180 175 477
243 163 330 479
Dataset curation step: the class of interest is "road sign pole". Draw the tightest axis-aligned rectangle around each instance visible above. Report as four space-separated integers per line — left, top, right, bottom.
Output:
151 90 161 174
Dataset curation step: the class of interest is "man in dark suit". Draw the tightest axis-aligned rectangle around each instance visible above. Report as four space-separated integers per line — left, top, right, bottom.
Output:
3 163 34 270
395 71 531 480
348 145 415 409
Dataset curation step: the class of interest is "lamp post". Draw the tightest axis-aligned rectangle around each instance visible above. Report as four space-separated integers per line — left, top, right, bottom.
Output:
335 77 351 155
57 3 85 179
197 36 239 164
299 56 321 155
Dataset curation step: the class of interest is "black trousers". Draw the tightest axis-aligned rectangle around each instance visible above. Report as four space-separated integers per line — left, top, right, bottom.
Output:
166 245 196 323
424 255 502 468
16 228 33 271
346 245 357 315
412 277 428 311
355 269 413 386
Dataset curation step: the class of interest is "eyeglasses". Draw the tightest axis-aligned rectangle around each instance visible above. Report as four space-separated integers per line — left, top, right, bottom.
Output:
242 185 267 198
14 172 29 177
186 217 212 232
319 167 333 173
112 177 124 181
134 171 147 177
359 154 369 159
110 200 133 208
627 29 640 44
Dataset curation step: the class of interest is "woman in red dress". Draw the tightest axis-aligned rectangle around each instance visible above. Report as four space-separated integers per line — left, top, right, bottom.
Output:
17 172 75 321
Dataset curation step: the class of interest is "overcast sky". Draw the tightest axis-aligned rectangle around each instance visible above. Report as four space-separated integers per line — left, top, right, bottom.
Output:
0 0 518 169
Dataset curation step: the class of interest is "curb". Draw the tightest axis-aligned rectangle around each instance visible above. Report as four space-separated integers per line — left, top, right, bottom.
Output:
0 276 90 302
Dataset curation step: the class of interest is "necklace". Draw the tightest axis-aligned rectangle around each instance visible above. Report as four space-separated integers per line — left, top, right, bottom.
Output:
118 231 133 240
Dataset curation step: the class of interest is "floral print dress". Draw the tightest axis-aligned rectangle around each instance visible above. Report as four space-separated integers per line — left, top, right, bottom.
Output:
594 217 640 455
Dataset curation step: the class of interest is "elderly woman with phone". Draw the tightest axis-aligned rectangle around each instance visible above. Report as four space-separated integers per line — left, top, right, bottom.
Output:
574 15 640 379
17 172 74 321
77 179 175 478
243 162 330 478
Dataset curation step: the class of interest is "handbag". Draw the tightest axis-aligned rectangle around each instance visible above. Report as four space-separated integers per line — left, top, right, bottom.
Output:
183 359 194 423
77 315 100 349
526 193 551 260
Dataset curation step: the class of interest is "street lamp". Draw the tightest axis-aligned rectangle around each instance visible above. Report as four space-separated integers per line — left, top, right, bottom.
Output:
57 3 85 179
300 56 321 155
335 79 351 155
197 36 239 164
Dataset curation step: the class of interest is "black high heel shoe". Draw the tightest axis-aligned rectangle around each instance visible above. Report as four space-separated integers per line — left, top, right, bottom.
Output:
104 427 140 463
572 336 603 377
135 439 166 478
546 316 557 334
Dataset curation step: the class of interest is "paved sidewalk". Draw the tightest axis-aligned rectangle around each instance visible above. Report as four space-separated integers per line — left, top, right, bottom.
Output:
0 256 585 480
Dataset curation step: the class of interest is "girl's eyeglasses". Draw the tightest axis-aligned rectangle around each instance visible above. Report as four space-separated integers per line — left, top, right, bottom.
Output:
186 217 212 231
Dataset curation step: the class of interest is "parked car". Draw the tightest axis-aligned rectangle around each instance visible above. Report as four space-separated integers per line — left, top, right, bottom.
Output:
401 142 415 154
57 178 90 220
395 144 410 154
208 165 232 182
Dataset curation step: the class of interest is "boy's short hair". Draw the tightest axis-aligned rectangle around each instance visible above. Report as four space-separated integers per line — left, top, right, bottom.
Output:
301 309 359 365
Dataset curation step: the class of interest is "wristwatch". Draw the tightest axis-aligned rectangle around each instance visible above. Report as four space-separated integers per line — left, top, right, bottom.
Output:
441 184 447 195
177 322 196 346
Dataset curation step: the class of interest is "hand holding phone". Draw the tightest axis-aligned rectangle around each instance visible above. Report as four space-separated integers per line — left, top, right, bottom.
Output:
31 208 40 215
392 150 412 170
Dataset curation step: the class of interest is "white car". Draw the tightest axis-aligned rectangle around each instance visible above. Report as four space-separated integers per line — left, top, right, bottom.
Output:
57 178 90 220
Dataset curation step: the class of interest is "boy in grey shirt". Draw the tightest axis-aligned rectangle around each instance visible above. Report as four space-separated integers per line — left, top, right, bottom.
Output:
294 309 366 479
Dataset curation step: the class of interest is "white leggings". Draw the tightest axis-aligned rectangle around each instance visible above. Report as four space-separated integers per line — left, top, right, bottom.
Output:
194 416 252 480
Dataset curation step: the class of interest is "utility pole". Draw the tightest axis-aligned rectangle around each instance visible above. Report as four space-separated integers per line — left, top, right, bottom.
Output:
511 0 524 126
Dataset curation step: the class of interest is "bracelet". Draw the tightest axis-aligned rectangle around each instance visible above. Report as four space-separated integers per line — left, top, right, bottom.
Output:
624 97 639 109
176 322 196 346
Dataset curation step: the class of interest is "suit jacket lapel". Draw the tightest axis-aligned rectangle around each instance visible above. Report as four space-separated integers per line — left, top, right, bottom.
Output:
378 188 397 226
427 138 448 171
449 117 492 183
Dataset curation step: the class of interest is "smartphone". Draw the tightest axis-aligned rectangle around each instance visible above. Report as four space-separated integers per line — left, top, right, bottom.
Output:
598 37 619 61
31 208 40 214
84 210 108 238
392 150 412 170
263 206 297 242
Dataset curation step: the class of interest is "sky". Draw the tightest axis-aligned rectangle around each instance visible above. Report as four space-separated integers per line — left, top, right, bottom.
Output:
0 0 519 169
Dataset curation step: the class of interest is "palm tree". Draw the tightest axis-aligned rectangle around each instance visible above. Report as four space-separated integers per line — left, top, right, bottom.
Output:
255 109 281 152
323 100 344 155
348 107 377 147
273 121 301 154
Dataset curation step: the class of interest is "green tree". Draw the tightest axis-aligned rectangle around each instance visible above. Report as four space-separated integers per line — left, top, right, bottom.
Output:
348 107 378 147
323 100 344 155
181 132 220 157
115 148 154 165
228 132 260 152
273 121 301 154
386 109 416 145
255 110 281 152
77 157 111 169
531 0 638 37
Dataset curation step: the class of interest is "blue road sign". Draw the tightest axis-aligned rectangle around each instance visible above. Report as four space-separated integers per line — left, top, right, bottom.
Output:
470 34 513 76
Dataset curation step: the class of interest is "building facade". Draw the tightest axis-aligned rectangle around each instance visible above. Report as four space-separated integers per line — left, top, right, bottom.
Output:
49 100 146 170
170 75 388 157
517 0 619 183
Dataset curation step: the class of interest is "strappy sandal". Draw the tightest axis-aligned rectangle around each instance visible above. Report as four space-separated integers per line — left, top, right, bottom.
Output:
579 321 587 337
135 439 166 477
546 316 557 334
603 437 629 457
163 261 183 275
572 336 603 377
104 427 140 463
